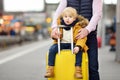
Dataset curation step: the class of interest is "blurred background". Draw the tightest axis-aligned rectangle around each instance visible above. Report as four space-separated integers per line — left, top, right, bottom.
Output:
0 0 120 80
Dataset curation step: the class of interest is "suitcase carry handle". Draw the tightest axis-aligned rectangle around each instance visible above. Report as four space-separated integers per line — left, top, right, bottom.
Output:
57 25 74 54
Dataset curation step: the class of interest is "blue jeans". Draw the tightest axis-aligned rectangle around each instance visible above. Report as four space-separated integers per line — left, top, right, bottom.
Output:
87 32 100 80
48 43 82 66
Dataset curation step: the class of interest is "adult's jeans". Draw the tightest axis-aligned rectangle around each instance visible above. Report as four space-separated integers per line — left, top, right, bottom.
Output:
87 32 100 80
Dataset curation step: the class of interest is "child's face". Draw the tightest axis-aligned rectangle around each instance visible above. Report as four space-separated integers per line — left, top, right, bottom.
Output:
63 13 76 25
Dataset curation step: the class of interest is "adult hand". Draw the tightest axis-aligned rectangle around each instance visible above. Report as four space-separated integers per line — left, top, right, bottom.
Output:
76 28 89 39
51 28 61 39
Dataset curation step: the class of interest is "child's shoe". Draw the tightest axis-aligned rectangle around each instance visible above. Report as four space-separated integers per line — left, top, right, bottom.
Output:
74 66 83 79
44 66 54 78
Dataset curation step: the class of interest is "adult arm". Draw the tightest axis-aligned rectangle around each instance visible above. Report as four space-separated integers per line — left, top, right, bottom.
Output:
76 0 102 39
86 0 103 33
50 0 67 39
51 0 67 28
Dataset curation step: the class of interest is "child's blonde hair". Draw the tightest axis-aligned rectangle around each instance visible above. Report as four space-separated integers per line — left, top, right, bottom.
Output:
61 7 78 18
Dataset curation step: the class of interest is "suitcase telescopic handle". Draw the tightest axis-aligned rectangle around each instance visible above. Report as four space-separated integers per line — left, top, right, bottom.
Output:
57 27 60 54
57 25 73 54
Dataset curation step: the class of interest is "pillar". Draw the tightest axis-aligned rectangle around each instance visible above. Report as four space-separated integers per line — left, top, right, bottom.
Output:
116 0 120 62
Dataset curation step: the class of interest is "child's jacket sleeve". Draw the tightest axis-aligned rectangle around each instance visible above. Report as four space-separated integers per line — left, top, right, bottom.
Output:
73 25 88 52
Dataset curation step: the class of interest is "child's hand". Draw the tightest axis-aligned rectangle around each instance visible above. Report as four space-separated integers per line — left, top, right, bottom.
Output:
73 47 80 54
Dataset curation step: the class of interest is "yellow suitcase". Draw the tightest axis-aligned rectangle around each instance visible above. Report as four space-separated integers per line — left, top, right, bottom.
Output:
46 50 89 80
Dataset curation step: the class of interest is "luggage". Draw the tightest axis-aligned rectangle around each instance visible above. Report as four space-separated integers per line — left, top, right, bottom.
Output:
46 50 88 80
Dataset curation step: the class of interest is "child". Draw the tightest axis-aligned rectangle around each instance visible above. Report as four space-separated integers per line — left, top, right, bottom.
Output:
44 7 89 79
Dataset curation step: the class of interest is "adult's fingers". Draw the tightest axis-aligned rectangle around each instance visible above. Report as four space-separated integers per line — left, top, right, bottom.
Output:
76 29 82 39
51 28 61 39
76 28 89 39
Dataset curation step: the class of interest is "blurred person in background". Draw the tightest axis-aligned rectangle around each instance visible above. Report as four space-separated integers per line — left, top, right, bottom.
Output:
109 32 116 51
9 27 16 36
13 21 21 36
0 24 8 35
50 0 102 80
